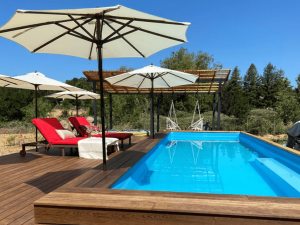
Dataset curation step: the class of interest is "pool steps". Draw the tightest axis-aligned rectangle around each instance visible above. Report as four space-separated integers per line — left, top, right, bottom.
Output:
255 158 300 197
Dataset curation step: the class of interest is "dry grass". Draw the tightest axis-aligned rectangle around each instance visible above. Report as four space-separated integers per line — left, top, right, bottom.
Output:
0 132 44 156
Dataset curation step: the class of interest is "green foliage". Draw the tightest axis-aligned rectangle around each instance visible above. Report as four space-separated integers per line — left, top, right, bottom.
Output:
160 47 222 70
118 65 134 71
0 87 34 121
243 63 261 107
6 135 16 146
21 97 53 122
260 63 290 108
222 66 249 118
275 88 300 123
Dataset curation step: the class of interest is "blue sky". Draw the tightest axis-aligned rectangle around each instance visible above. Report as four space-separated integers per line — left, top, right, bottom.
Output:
0 0 300 87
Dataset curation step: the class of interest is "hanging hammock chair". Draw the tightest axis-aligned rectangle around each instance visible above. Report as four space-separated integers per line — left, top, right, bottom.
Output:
166 100 181 130
187 100 204 131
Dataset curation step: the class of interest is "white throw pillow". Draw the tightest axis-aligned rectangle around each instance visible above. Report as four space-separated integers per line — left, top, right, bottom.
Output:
56 129 75 140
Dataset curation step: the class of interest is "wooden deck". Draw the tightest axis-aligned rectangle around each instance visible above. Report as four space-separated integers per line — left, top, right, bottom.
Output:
0 135 147 224
2 132 300 224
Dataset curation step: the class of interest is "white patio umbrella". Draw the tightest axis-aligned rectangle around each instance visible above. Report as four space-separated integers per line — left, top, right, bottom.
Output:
45 90 100 117
0 5 190 170
105 64 198 138
6 72 82 152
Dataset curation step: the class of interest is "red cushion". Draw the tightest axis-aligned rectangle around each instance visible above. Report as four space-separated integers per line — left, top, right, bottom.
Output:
51 137 86 145
69 117 91 136
32 118 65 145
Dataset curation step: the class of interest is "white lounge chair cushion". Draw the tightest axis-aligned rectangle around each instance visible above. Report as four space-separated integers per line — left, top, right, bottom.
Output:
56 129 75 140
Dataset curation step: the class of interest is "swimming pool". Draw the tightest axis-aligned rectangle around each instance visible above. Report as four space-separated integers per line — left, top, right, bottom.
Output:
111 132 300 197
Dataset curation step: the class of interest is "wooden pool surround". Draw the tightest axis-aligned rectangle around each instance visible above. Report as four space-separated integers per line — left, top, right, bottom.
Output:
34 131 300 225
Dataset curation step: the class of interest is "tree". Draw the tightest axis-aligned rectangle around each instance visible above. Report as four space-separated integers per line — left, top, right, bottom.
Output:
21 97 53 122
222 66 249 118
0 87 34 121
243 63 261 108
160 47 222 70
260 63 290 108
275 88 300 124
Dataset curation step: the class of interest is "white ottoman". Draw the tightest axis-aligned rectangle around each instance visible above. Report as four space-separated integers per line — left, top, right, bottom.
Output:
78 137 119 159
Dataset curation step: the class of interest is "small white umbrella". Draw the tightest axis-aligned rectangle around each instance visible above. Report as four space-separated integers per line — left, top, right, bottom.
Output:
105 64 198 138
45 90 100 116
6 72 82 152
0 5 190 170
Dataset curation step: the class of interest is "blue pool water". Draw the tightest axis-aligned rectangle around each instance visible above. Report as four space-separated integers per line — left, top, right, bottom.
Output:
111 132 300 197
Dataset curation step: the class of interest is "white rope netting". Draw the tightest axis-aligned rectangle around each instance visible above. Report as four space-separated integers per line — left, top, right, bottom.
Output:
166 100 181 130
187 100 204 130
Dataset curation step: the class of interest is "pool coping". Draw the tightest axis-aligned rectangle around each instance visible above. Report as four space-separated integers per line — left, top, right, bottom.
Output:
34 131 300 224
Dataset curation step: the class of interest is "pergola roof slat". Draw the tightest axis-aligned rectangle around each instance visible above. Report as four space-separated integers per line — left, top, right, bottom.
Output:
83 69 231 95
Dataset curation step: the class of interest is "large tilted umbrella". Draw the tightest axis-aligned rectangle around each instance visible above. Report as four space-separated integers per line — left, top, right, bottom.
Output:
105 64 198 138
5 72 82 152
0 5 190 170
45 90 100 117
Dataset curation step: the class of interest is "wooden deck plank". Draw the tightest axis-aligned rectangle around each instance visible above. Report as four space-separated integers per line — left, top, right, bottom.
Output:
0 161 95 222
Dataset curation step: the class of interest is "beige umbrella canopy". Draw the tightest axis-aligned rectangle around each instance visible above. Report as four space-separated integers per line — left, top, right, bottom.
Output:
45 90 101 117
105 64 198 138
0 5 190 170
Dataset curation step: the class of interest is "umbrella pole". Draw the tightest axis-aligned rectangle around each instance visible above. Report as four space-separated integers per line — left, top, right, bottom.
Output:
76 96 78 117
96 15 107 171
35 85 38 152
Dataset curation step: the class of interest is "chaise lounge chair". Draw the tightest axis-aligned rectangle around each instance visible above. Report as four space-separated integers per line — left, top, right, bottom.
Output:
68 117 133 149
22 118 117 157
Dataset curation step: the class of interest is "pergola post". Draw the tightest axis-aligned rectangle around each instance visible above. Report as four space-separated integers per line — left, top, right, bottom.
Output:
109 93 112 130
92 81 97 126
150 79 154 138
212 93 216 130
217 82 222 130
157 94 160 132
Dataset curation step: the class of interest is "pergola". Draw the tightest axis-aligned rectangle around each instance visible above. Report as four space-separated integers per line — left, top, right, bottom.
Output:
83 69 231 131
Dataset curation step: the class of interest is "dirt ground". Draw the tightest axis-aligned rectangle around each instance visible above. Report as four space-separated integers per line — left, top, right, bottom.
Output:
0 132 40 156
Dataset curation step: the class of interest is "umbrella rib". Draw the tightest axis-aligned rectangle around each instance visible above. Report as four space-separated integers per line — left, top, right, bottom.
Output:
155 72 168 79
19 6 120 17
109 19 186 43
87 94 97 99
0 17 88 34
103 20 145 57
32 18 94 53
137 76 146 89
60 86 73 91
103 28 138 44
56 23 95 43
89 23 97 60
109 74 136 85
105 15 189 26
0 78 21 85
68 15 95 40
103 18 134 42
160 76 171 88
